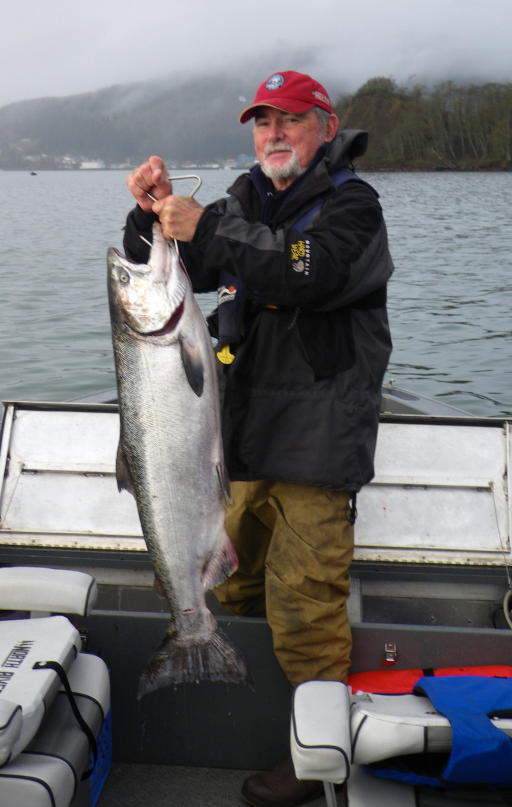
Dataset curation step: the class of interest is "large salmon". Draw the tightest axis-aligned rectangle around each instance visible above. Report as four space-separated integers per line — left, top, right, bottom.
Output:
107 223 247 696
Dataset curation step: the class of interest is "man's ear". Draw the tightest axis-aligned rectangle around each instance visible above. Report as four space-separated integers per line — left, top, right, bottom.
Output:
325 114 340 142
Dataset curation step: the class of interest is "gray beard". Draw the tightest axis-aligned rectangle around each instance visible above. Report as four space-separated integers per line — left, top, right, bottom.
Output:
260 148 305 183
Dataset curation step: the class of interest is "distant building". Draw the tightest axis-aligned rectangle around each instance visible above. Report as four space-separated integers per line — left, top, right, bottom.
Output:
79 160 105 170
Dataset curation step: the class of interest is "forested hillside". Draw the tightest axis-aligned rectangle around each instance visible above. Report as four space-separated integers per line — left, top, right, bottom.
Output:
0 74 256 169
0 75 510 170
339 78 512 170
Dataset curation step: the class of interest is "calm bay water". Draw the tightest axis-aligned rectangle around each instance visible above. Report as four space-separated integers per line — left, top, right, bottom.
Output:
0 169 510 417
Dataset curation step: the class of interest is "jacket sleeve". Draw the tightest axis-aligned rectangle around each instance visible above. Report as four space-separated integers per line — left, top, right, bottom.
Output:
122 204 222 293
123 205 156 263
190 181 394 311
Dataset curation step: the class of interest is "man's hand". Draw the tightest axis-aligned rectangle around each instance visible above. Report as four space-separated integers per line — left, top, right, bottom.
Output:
127 155 172 211
153 196 204 242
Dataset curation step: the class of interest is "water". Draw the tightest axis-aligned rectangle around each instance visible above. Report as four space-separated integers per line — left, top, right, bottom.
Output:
0 169 511 417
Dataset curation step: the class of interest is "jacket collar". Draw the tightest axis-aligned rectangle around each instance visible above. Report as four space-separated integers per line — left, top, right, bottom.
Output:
227 129 368 223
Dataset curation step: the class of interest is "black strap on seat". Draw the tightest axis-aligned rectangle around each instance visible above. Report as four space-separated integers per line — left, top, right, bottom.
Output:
33 660 98 779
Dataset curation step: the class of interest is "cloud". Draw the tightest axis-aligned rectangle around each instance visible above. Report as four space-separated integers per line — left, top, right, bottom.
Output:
2 0 511 108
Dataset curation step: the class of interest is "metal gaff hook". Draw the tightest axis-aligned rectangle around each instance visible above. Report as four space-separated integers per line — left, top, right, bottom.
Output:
140 174 203 252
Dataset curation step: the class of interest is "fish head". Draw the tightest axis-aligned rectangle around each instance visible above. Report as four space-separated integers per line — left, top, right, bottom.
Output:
107 223 188 340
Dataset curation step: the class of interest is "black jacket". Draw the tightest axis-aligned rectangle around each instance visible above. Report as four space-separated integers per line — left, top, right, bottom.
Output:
124 130 393 491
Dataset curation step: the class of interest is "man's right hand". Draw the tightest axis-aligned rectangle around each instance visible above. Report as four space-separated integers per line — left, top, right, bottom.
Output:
127 155 172 211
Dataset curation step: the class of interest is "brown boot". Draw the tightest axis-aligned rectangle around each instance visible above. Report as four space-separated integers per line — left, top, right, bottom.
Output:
241 757 324 807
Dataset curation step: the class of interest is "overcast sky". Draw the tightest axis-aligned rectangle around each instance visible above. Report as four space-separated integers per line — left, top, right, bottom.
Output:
2 0 511 108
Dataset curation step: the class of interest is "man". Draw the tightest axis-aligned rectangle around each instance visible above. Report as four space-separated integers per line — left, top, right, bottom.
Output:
124 70 393 807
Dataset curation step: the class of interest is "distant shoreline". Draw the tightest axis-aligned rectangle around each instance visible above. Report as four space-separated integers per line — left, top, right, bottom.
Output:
6 166 511 173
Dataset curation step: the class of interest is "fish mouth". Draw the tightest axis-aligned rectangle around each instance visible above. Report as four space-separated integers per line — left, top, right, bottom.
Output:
147 300 185 336
127 299 185 337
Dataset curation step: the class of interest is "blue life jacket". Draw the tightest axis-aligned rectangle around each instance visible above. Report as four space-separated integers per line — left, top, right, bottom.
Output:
370 675 512 787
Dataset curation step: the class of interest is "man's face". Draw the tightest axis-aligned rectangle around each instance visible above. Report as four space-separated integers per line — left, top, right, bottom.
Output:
253 107 338 190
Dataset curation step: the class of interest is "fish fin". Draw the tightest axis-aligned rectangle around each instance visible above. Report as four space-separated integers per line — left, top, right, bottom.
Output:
202 534 238 591
137 626 250 698
216 462 231 504
179 335 204 397
115 443 135 495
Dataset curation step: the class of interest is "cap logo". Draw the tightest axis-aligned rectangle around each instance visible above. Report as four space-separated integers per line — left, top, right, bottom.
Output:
265 73 285 91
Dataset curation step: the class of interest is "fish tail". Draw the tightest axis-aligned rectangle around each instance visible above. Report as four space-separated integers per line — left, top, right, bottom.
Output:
137 627 250 699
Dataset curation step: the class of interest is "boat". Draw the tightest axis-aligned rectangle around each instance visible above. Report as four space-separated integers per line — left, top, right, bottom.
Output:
0 384 511 805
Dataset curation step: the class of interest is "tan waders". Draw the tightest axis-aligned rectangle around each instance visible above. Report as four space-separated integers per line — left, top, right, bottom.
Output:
214 480 354 685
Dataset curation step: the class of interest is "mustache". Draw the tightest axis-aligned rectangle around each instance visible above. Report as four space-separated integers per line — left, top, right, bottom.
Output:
263 142 295 158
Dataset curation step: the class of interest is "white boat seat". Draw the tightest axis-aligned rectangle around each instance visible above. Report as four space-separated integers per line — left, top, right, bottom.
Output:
0 651 111 807
291 678 512 805
351 691 512 765
290 680 351 807
0 568 102 771
0 615 81 765
0 566 97 615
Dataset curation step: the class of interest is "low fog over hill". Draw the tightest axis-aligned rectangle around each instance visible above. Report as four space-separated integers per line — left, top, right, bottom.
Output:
1 68 510 171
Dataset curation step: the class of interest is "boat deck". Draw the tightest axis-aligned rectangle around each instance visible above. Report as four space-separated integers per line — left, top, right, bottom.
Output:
1 387 511 806
97 762 512 806
98 763 257 807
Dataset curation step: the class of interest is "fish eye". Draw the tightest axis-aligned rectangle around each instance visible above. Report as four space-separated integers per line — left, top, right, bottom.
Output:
118 271 130 284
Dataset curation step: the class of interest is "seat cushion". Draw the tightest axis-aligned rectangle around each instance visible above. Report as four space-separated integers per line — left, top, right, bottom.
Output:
0 616 81 764
0 567 97 615
291 680 350 784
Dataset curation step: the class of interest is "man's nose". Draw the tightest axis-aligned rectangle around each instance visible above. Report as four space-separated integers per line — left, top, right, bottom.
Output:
267 119 286 139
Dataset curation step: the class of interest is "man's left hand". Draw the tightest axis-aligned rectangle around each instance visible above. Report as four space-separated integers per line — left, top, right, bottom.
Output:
153 196 204 242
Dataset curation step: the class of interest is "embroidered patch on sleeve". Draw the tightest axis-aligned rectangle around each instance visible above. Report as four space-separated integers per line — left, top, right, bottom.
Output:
289 239 311 276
